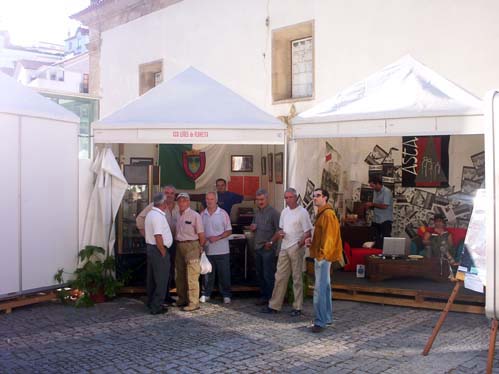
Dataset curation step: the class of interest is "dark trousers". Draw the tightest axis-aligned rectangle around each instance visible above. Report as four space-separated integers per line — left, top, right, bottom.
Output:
373 221 393 249
203 253 232 298
255 247 276 301
165 243 176 301
146 244 170 313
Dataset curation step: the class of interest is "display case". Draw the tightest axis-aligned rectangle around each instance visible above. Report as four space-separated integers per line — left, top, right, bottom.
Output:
115 164 159 286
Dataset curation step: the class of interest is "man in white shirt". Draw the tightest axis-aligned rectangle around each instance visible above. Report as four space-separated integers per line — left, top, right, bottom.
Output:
200 191 233 304
144 192 173 315
262 188 312 316
137 185 179 303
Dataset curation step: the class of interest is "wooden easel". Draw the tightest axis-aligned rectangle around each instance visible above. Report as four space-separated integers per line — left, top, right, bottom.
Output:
422 273 497 374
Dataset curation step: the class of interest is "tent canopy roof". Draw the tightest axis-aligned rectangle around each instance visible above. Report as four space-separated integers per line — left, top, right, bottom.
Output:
0 71 79 123
94 67 285 130
292 55 483 125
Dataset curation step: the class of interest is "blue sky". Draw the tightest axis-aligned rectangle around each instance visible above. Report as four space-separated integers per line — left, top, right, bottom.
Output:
0 0 89 45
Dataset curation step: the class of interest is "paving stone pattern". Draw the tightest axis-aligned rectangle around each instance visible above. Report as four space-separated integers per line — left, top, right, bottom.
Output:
0 296 497 373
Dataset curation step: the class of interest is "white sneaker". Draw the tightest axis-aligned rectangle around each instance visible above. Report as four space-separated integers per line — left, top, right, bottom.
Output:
199 295 210 303
223 297 231 304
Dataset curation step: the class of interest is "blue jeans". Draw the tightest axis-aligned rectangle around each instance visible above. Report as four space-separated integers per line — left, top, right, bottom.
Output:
313 259 332 328
255 247 276 301
203 253 232 298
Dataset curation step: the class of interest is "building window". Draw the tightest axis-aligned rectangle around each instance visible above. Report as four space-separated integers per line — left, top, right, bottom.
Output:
80 73 89 94
139 60 163 95
291 37 313 98
272 20 314 103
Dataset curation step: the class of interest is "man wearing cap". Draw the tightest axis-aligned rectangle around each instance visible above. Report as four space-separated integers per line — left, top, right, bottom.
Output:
175 192 206 312
200 191 233 304
144 192 173 315
137 185 179 303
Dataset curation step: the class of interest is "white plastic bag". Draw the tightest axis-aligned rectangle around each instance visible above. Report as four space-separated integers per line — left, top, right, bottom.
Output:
200 252 212 274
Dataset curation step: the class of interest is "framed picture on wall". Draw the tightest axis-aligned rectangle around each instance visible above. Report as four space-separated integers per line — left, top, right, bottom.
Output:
130 157 154 165
275 152 283 184
231 155 253 172
261 156 267 175
268 153 273 182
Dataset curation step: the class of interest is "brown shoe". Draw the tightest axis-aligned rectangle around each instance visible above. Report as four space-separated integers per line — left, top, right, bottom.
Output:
182 304 200 312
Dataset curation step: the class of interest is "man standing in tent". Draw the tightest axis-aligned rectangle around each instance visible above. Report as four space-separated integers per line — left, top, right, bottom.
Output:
175 192 206 312
215 178 253 217
366 176 393 249
137 185 179 304
261 188 312 315
250 189 281 306
307 188 343 333
144 192 173 315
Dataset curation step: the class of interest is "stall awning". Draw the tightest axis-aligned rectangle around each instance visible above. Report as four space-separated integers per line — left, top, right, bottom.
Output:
291 55 483 138
93 67 286 144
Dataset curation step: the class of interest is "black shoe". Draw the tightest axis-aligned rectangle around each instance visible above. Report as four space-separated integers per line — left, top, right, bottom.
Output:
311 325 325 333
164 297 176 304
150 307 168 315
290 309 302 317
260 306 278 314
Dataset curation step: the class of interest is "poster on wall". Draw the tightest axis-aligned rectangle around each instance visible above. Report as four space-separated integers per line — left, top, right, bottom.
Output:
402 136 450 187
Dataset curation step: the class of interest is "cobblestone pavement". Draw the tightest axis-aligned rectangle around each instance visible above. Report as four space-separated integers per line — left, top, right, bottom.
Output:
0 296 497 373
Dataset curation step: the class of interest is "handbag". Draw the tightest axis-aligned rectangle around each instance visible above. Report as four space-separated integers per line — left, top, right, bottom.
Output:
200 252 212 274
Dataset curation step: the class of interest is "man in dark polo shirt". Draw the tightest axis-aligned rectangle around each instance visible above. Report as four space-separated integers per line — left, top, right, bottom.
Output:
215 178 253 217
250 188 280 306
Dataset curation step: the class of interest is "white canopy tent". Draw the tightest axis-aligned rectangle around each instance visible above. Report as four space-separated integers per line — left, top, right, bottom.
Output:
0 72 79 299
93 67 286 145
291 55 483 139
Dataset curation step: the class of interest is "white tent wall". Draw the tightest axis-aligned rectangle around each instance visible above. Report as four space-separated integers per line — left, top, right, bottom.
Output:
0 113 20 296
79 159 94 249
20 116 79 292
289 134 484 236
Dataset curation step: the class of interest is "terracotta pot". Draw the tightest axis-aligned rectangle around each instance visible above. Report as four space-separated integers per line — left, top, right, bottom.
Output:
89 290 106 303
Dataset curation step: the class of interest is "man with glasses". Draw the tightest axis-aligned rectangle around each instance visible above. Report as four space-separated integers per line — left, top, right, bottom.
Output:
306 188 343 333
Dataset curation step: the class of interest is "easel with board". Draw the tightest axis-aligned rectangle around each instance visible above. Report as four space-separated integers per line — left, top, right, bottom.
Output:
422 189 496 372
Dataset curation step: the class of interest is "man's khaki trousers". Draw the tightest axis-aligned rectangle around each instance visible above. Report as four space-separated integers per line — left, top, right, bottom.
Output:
175 241 201 307
269 243 305 311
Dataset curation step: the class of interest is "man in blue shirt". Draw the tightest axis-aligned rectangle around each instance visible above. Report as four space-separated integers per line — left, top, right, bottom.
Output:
365 176 393 249
215 178 248 216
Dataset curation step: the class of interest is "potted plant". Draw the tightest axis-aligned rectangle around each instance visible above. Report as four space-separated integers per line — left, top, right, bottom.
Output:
55 245 122 307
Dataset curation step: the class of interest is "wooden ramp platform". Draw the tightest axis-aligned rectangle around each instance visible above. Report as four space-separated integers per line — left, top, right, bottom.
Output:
332 272 484 314
0 292 56 314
